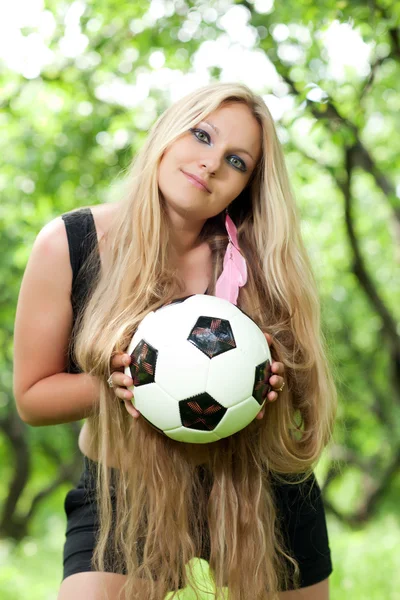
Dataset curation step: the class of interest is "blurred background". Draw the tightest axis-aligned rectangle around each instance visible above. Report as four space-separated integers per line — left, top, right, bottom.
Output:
1 1 399 598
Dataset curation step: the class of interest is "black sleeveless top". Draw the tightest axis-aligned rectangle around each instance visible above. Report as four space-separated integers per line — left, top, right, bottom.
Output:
62 207 101 374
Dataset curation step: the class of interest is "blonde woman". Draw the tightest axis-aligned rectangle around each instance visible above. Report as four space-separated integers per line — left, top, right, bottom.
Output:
13 82 337 600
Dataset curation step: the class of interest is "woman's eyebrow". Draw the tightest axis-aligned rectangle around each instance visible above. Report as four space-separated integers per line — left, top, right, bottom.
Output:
202 120 255 161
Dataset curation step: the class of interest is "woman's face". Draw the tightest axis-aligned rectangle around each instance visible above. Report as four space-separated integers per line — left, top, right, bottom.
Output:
158 102 262 222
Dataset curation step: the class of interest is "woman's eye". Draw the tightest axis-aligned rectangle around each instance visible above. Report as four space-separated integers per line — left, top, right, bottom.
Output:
191 128 209 143
189 128 247 172
229 156 246 170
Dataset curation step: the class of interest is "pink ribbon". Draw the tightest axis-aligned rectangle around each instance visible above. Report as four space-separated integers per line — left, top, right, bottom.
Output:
215 213 248 305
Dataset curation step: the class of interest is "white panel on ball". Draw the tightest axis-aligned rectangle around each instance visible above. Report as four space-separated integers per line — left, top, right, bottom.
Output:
228 312 271 366
213 396 264 439
206 349 255 408
134 306 190 351
154 340 210 400
126 317 154 356
158 301 201 336
163 425 221 444
133 382 181 430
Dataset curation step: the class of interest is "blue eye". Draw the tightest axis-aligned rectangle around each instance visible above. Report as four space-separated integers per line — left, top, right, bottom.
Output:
189 128 247 172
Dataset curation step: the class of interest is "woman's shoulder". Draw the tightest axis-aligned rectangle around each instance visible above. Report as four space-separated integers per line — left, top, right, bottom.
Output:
30 203 119 278
61 202 120 241
88 202 120 230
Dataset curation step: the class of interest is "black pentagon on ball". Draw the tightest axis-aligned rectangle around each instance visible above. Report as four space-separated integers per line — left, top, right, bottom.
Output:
188 316 236 358
129 339 158 386
253 359 272 405
179 392 227 431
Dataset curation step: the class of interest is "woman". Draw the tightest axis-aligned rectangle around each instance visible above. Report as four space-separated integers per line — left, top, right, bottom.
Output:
13 82 337 600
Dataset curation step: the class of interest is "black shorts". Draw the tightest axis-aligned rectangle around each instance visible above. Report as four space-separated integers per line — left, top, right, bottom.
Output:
63 456 212 587
62 456 333 590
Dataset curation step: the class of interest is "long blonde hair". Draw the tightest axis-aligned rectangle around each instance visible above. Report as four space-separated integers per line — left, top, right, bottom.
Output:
73 82 338 599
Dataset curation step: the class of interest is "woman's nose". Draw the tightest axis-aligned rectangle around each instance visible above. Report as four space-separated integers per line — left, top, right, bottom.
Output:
199 151 223 173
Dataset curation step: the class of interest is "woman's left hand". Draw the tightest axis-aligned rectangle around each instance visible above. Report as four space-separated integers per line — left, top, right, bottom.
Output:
255 332 285 420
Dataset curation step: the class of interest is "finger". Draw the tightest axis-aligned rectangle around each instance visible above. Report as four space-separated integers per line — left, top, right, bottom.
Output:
110 371 134 389
110 353 131 370
271 361 284 375
123 399 140 419
267 390 278 402
269 375 284 390
114 386 134 401
264 332 272 346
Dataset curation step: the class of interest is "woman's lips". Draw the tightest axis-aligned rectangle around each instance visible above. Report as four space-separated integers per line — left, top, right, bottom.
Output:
181 171 210 193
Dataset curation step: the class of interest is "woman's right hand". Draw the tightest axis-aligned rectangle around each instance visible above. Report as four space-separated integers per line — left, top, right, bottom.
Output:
109 353 140 419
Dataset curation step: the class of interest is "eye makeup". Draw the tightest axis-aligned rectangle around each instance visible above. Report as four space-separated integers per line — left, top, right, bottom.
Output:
189 127 248 172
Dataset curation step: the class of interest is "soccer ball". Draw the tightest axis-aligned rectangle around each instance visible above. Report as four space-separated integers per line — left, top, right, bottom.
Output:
125 294 272 444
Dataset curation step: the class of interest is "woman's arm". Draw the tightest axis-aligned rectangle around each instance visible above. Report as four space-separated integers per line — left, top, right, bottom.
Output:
278 577 329 599
13 217 99 426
